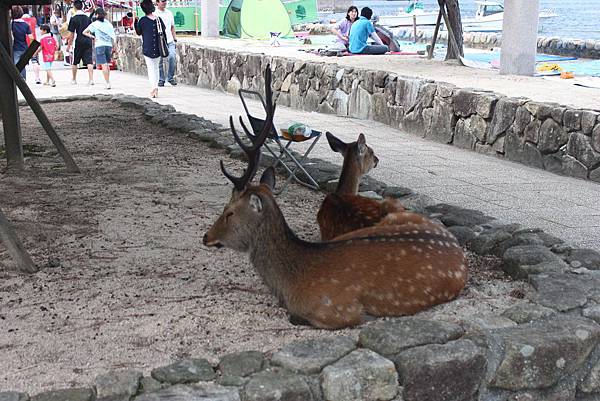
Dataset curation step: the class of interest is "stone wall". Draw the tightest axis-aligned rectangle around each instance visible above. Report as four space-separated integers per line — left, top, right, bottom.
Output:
117 36 600 182
394 29 600 59
3 94 600 401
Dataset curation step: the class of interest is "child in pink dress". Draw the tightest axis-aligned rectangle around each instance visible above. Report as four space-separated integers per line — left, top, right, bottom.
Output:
38 24 57 87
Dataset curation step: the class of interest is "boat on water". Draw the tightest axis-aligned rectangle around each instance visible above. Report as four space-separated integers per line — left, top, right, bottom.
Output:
462 1 558 32
379 0 558 33
376 1 440 28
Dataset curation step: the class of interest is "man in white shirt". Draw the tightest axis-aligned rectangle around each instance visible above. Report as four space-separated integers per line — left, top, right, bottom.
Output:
155 0 177 86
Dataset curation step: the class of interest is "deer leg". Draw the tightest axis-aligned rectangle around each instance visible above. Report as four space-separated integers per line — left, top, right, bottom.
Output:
288 314 312 326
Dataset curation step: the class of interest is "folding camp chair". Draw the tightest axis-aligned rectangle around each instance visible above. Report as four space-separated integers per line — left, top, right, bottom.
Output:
238 88 323 194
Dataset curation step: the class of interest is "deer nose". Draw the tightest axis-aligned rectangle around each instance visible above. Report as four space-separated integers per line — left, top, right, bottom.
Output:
202 233 209 245
374 156 379 167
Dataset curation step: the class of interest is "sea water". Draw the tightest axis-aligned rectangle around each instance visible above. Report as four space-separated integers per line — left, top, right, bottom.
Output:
324 0 600 41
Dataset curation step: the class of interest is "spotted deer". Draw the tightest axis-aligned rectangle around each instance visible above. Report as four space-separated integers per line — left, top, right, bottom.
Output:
317 132 406 240
202 66 468 329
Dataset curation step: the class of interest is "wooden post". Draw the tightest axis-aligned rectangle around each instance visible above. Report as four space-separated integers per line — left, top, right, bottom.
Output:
438 0 463 64
0 207 37 273
0 42 81 173
0 3 24 170
412 14 417 44
15 39 39 72
428 6 443 59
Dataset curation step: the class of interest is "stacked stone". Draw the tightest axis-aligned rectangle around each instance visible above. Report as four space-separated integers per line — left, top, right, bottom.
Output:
392 29 600 58
116 36 600 182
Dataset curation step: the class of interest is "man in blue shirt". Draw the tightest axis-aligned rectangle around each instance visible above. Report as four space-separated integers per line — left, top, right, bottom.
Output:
349 7 389 55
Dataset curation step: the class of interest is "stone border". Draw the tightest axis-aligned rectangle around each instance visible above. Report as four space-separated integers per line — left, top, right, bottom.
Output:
390 29 600 59
3 95 600 401
116 36 600 183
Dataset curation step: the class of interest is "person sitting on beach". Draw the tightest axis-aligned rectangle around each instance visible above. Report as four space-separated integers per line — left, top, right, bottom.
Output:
348 7 388 55
331 5 358 50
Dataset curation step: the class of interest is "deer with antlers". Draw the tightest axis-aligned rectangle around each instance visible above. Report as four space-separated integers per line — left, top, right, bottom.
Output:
203 66 467 329
317 132 407 241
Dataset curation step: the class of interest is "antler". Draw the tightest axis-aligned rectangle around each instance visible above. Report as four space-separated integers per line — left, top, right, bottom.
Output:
221 66 276 190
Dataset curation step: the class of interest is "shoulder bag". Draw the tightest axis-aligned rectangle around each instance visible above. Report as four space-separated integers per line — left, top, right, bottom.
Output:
155 17 169 58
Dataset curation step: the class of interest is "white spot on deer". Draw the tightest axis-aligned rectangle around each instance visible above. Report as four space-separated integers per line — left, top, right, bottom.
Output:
437 271 447 278
322 296 332 306
386 293 394 300
412 230 419 234
424 286 432 293
429 295 436 301
408 285 416 293
418 238 425 243
400 249 407 256
415 273 425 280
425 230 431 234
426 264 433 270
392 300 400 306
385 254 392 261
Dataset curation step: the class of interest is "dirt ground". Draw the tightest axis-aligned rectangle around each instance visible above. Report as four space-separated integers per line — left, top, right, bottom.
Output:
0 100 528 395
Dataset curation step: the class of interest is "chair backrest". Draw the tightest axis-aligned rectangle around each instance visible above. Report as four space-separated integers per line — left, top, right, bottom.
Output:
239 88 278 139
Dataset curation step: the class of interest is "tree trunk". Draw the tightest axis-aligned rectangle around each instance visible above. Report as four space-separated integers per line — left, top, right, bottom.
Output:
441 0 464 60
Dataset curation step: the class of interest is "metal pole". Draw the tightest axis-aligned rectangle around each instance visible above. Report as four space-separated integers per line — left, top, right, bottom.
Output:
0 4 24 170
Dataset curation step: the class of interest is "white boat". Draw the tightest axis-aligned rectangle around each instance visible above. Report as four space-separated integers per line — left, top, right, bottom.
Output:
462 1 558 32
376 1 440 28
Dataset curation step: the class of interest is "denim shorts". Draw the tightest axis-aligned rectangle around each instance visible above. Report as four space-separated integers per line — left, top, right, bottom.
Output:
95 46 112 65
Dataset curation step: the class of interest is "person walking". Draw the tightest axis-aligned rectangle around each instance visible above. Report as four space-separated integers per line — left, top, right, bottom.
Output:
50 9 63 47
135 0 166 98
155 0 177 87
11 6 32 80
83 7 116 89
21 7 42 83
331 5 358 50
348 7 388 55
67 0 93 85
38 24 57 86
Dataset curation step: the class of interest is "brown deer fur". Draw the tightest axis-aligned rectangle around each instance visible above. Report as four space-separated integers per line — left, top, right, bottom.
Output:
203 66 467 329
317 133 405 240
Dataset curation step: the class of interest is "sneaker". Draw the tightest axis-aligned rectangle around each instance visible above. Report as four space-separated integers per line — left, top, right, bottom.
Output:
87 80 94 86
35 79 42 84
105 82 111 90
43 81 50 86
169 80 177 86
71 80 77 85
158 81 165 87
51 80 56 87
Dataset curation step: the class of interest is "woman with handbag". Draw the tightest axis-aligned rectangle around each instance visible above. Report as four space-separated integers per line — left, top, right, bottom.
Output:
135 0 168 98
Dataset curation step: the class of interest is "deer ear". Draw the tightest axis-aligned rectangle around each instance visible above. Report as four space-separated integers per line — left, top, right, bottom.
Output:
357 135 367 156
260 166 276 190
249 193 263 213
326 131 347 154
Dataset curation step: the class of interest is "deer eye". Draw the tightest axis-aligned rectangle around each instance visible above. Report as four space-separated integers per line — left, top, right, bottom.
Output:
225 211 234 222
